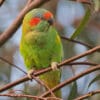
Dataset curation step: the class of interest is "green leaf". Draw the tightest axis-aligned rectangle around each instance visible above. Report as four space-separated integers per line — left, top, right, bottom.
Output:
68 82 78 100
70 8 91 39
88 74 100 88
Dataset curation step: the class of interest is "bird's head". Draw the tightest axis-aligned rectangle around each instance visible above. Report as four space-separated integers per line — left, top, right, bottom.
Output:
23 9 54 33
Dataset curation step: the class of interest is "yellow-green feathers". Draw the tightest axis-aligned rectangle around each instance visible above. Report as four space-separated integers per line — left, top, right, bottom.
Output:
20 8 63 97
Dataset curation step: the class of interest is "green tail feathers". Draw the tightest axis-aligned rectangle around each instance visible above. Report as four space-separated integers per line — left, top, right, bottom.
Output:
40 70 61 97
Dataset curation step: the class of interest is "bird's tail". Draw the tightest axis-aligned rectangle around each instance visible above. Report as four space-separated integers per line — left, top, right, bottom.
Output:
39 70 61 97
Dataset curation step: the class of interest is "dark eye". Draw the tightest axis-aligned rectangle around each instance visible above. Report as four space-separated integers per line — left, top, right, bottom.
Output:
47 18 54 25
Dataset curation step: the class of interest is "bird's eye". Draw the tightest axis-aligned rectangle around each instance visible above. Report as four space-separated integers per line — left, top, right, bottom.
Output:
29 17 41 26
47 18 54 25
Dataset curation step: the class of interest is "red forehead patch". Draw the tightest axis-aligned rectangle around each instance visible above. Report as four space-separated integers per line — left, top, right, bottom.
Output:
43 12 53 20
29 17 41 26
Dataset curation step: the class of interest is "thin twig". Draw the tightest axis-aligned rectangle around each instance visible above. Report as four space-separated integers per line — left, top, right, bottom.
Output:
74 90 100 100
27 0 32 5
0 93 62 100
0 56 58 97
0 56 55 96
58 45 100 67
61 35 93 49
8 89 29 94
71 0 92 4
0 55 97 74
0 46 99 92
45 97 62 100
0 56 52 96
0 0 50 46
67 62 97 66
0 93 45 100
0 56 27 74
41 64 100 97
0 0 5 6
32 75 56 97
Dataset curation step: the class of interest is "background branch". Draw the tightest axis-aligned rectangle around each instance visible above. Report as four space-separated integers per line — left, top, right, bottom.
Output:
0 93 62 100
0 0 5 6
71 0 92 4
0 45 99 92
0 56 55 96
0 0 50 46
32 75 56 97
67 62 97 66
74 90 100 100
61 35 93 49
0 56 27 74
0 93 45 100
41 64 100 97
59 45 100 66
0 55 97 74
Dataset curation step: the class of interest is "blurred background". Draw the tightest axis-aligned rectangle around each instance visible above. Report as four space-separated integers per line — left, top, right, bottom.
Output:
0 0 100 100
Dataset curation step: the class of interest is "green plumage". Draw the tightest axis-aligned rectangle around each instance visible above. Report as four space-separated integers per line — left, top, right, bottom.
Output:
20 9 63 97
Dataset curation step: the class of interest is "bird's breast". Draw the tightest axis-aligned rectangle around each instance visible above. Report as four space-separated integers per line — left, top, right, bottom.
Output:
24 31 48 48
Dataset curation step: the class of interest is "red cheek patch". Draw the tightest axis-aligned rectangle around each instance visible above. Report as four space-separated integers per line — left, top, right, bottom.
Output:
29 17 41 26
43 12 53 20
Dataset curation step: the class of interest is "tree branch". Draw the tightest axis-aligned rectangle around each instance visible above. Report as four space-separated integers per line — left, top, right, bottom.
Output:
0 0 5 6
71 0 92 4
59 45 100 66
32 75 56 97
74 90 100 100
67 62 97 66
61 35 94 49
0 55 98 73
0 0 50 46
0 93 62 100
0 56 27 74
0 45 99 92
41 64 100 97
0 93 45 100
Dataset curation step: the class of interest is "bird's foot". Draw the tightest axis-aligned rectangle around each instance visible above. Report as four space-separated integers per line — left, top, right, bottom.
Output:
27 69 35 80
51 62 59 71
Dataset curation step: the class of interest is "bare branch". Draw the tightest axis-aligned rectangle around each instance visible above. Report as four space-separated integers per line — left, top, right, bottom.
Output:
0 0 50 46
0 45 99 92
41 64 100 97
0 93 45 100
59 45 100 66
0 0 5 6
74 90 100 100
32 75 56 97
27 0 32 5
0 93 62 100
61 35 94 49
71 0 92 4
0 56 55 96
0 56 27 74
67 62 97 66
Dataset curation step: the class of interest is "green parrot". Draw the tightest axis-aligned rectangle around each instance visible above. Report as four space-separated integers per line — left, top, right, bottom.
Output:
20 8 63 97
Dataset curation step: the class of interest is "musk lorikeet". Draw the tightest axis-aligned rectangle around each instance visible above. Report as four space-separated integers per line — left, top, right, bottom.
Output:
20 8 63 97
